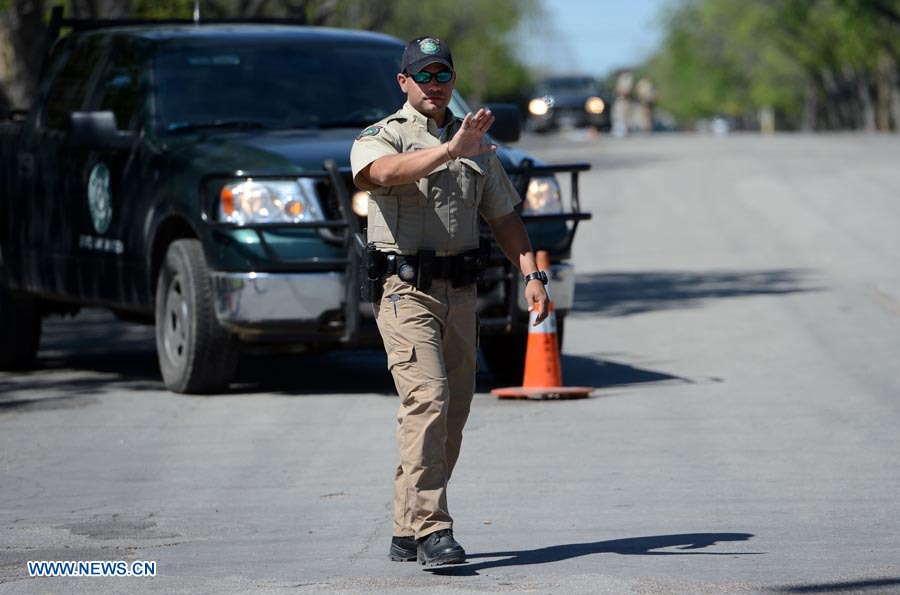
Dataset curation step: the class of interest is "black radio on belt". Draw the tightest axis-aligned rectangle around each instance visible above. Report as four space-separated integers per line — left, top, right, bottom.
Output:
385 253 433 290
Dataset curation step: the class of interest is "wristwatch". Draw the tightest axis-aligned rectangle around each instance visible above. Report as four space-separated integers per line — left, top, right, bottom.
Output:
523 270 548 285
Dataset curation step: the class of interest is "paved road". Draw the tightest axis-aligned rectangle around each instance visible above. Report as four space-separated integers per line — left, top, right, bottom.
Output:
3 132 900 594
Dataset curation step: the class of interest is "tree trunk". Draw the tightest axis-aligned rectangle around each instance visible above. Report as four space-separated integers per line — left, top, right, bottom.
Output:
69 0 131 18
839 64 871 131
892 80 900 133
238 0 272 17
876 49 892 132
0 28 14 110
857 72 877 132
878 48 900 133
819 69 841 130
801 77 817 132
2 0 49 108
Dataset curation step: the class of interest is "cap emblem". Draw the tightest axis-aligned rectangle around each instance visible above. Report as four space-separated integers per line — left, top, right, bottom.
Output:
419 38 440 55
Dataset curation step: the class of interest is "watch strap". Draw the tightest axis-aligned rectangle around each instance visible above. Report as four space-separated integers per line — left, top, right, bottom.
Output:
524 270 548 285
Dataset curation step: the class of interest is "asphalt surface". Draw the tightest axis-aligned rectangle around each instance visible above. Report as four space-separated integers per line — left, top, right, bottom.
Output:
3 131 900 594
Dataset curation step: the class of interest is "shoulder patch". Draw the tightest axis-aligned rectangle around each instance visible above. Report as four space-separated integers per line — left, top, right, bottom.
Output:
356 126 383 140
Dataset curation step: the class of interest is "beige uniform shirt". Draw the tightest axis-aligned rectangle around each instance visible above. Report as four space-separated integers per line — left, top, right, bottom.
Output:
350 102 520 255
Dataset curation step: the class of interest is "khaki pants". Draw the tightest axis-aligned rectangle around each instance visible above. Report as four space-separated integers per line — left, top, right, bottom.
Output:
375 275 478 539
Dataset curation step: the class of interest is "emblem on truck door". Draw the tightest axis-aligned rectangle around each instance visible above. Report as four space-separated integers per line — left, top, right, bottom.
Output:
87 162 112 234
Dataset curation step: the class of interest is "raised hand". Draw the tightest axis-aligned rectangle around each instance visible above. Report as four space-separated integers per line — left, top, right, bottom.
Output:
448 108 497 158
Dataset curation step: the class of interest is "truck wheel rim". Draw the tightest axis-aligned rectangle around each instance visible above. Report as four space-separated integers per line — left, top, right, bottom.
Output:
163 275 189 367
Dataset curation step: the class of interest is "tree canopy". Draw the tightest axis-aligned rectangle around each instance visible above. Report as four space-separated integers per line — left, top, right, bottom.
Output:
643 0 900 131
1 0 540 109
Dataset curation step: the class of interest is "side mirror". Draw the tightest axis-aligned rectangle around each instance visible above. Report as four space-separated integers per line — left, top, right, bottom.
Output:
485 104 521 144
70 111 137 150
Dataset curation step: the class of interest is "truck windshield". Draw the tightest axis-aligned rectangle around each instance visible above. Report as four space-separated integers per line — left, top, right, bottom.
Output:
154 42 406 132
537 77 599 96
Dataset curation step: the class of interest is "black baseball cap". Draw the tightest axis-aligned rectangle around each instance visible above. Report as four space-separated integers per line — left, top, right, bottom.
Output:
401 36 454 74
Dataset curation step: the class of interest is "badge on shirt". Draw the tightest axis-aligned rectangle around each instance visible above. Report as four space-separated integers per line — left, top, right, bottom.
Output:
356 126 383 140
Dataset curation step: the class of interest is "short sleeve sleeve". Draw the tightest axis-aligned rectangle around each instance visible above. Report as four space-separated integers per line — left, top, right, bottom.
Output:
350 124 399 191
478 153 521 221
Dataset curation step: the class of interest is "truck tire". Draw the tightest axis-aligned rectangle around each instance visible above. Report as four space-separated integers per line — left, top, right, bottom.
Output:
481 315 565 385
0 287 42 370
155 239 238 394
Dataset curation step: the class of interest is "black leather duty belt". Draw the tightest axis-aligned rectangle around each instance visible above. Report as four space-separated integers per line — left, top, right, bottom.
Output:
379 242 490 290
384 253 458 282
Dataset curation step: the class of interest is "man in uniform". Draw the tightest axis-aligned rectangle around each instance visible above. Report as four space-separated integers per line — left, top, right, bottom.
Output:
350 36 549 567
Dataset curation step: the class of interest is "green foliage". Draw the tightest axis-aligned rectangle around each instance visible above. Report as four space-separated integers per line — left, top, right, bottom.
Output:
376 0 537 103
2 0 535 105
644 0 900 130
131 0 198 19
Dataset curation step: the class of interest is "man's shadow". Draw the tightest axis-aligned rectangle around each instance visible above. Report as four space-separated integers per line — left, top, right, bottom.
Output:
428 532 757 576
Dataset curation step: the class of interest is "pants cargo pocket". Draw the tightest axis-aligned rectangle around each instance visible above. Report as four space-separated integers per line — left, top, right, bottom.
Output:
387 344 417 406
388 344 415 371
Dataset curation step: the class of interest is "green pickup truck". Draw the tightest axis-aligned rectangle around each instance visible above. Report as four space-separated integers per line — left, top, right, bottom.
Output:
0 11 591 393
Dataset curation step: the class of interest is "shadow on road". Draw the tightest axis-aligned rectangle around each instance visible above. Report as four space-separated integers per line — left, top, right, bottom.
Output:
428 532 758 576
1 348 684 401
772 578 900 593
561 354 690 390
233 350 396 395
1 310 690 402
0 345 398 400
575 268 821 317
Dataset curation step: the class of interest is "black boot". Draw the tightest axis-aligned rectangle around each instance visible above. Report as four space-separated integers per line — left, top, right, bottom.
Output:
417 529 466 566
389 536 417 561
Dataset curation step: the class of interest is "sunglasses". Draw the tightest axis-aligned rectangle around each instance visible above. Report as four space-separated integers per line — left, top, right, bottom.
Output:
407 70 453 84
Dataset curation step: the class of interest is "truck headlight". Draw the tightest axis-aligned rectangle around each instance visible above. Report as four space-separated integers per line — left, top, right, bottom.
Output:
219 178 323 225
585 96 605 115
351 191 368 217
528 98 551 116
522 176 562 215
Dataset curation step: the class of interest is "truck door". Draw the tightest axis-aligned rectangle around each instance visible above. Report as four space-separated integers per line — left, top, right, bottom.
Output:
26 35 108 298
77 37 148 306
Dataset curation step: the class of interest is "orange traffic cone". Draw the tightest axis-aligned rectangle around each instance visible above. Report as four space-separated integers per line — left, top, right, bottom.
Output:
491 251 594 399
